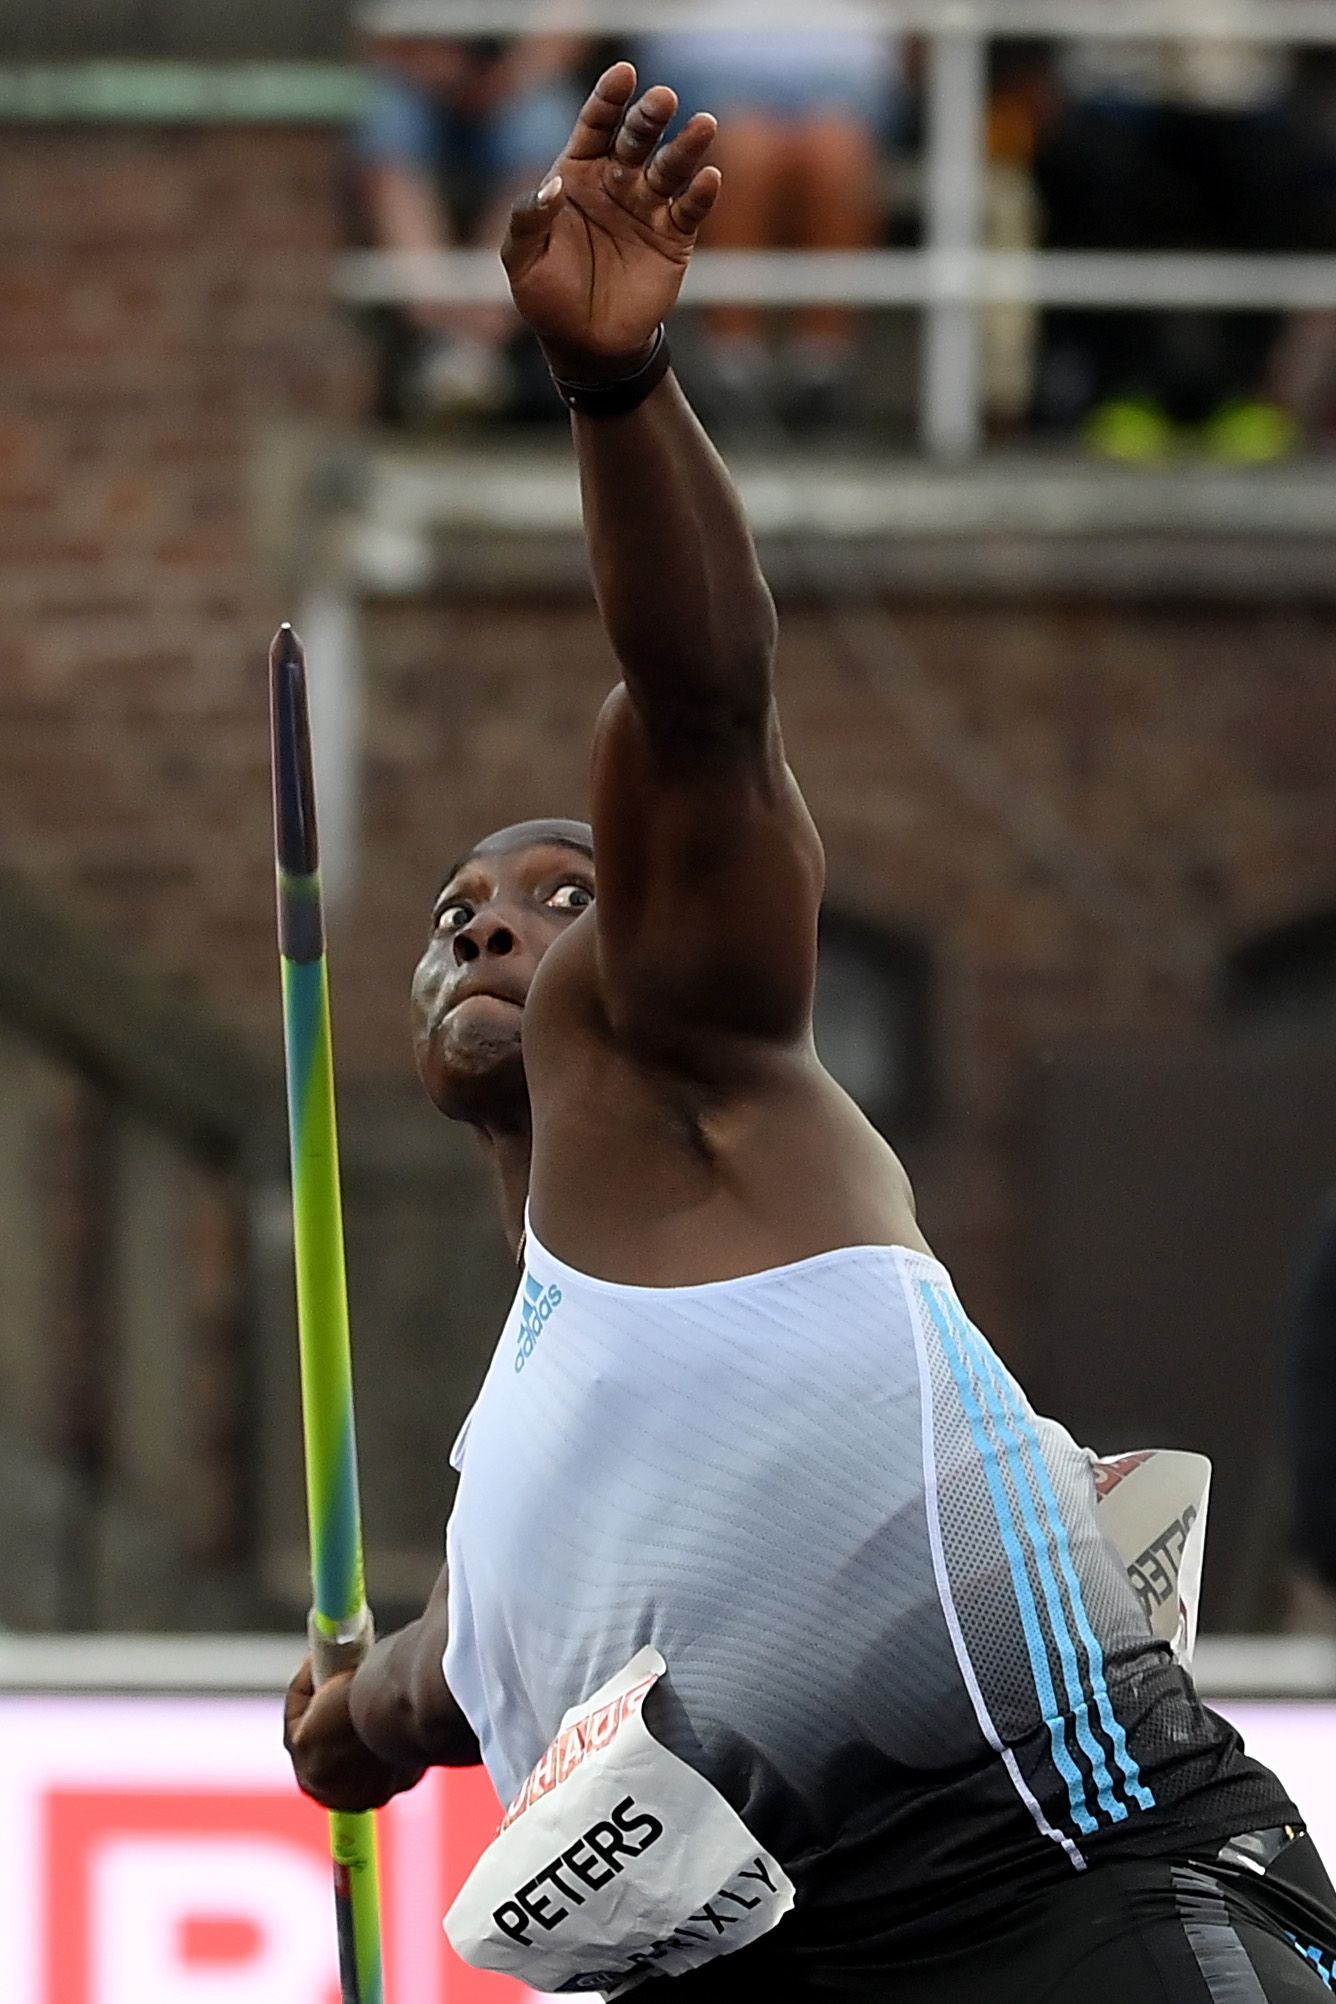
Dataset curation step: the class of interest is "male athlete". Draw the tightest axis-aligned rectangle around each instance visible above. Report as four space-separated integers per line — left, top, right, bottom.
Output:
286 62 1336 2000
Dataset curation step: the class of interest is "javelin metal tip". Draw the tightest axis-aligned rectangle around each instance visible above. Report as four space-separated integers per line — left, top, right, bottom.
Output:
270 621 305 671
269 624 319 880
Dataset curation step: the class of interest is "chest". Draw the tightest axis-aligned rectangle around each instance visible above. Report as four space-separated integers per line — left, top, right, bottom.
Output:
451 1257 928 1630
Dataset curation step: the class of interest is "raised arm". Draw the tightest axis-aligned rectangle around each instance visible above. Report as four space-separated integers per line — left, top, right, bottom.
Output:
503 64 824 1061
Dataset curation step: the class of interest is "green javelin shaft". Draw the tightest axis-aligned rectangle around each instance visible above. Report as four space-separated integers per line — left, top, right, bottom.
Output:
269 623 386 2004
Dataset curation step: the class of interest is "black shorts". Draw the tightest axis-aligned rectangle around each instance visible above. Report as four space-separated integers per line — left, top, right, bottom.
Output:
641 1831 1336 2001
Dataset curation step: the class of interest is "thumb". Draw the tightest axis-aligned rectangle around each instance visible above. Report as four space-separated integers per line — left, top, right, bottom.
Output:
282 1654 315 1751
502 175 565 279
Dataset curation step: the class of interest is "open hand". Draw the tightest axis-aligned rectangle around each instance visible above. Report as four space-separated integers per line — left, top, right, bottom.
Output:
502 61 722 372
283 1656 424 1813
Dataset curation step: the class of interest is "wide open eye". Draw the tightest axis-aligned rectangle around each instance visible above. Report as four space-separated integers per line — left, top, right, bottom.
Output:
434 901 473 932
546 883 593 913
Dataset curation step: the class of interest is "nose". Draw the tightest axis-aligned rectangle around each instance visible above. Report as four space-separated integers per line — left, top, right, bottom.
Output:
452 915 517 966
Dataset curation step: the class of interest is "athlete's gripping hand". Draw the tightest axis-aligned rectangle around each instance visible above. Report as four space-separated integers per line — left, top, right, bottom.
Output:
502 60 721 370
283 1655 424 1813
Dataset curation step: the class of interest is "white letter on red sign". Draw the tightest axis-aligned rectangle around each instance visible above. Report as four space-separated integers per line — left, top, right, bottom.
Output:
92 1836 335 2003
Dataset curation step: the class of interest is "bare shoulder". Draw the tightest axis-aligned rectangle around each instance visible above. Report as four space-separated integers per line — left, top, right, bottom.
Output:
522 902 604 1043
524 958 931 1280
517 902 628 1106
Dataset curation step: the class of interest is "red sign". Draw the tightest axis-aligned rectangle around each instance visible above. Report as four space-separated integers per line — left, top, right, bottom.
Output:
0 1697 543 2004
1 1691 1328 2002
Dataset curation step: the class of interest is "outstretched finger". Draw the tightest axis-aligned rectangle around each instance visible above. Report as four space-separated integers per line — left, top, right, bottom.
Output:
567 61 638 161
646 112 718 201
670 165 723 238
613 85 678 167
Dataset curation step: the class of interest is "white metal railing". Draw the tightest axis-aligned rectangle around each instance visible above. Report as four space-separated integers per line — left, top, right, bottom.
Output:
340 248 1336 314
345 1 1336 458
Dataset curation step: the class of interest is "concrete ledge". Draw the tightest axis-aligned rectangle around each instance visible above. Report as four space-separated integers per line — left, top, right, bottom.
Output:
358 445 1336 541
262 430 1336 603
0 1634 305 1692
1194 1634 1336 1698
0 1632 1331 1697
0 62 362 119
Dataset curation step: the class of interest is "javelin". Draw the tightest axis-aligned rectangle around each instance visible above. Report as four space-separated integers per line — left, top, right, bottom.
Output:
270 622 386 2004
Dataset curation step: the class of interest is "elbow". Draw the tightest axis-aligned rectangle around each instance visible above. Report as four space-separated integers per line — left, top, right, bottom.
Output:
719 586 778 703
348 1662 417 1768
348 1627 478 1769
623 641 776 728
758 580 779 664
673 630 777 737
741 627 779 712
729 564 779 702
619 577 777 715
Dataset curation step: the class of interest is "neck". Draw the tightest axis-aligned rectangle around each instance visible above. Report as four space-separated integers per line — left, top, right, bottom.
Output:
475 1120 533 1261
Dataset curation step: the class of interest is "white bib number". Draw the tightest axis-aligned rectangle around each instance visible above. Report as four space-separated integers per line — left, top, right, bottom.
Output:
444 1647 794 1997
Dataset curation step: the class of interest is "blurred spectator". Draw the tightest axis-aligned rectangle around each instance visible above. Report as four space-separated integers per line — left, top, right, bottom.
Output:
640 12 904 423
983 46 1051 434
356 31 588 420
1034 32 1328 459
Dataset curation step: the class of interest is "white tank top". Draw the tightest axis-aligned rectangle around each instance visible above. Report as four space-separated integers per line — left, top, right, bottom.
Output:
443 1220 1282 1952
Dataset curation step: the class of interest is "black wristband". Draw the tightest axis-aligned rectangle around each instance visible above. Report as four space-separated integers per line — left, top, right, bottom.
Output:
549 327 671 419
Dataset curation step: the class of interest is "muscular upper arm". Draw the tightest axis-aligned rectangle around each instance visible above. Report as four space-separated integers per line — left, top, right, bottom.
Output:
350 1561 480 1768
589 684 825 1064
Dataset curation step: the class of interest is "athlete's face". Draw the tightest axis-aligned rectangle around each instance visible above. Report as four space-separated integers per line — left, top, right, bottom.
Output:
412 820 595 1125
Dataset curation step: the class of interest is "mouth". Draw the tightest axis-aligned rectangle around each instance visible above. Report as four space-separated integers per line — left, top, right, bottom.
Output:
450 992 522 1014
438 981 526 1024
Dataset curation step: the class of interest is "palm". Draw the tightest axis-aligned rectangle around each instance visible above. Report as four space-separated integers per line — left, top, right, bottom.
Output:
520 156 695 358
503 64 722 363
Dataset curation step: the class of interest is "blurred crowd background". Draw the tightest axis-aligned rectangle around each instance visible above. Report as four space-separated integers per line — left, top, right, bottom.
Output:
354 17 1336 452
2 0 1336 1660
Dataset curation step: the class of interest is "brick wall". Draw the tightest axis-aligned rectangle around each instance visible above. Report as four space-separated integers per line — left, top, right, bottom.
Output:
4 124 1336 1384
0 123 363 1081
348 596 1336 1364
0 0 346 60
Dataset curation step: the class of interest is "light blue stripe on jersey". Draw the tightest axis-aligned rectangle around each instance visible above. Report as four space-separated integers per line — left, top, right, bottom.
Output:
957 1314 1153 1819
930 1287 1122 1822
1288 1935 1336 1991
924 1283 1100 1839
953 1316 1126 1824
966 1329 1156 1817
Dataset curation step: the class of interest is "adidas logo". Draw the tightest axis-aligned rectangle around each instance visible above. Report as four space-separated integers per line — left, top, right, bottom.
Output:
516 1271 563 1373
